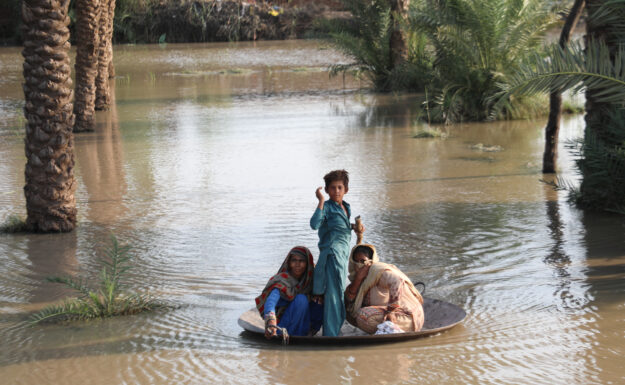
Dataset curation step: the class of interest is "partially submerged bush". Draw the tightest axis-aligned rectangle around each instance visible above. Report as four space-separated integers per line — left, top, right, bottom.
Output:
413 128 447 139
30 235 159 324
324 0 431 91
410 0 559 123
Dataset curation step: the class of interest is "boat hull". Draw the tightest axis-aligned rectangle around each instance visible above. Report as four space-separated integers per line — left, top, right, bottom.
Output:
238 297 466 344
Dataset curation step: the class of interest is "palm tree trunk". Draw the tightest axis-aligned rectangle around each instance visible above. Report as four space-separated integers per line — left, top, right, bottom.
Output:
21 0 77 232
542 0 586 173
73 0 101 132
106 0 116 79
95 0 116 110
389 0 409 69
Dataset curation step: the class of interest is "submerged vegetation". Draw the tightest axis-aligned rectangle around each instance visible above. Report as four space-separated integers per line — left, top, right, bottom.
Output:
0 215 28 233
324 0 431 91
413 128 447 139
323 0 559 123
30 235 159 324
412 0 558 122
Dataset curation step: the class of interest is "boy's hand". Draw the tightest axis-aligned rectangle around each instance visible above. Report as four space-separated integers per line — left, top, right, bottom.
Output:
315 187 325 203
352 222 365 234
311 295 324 305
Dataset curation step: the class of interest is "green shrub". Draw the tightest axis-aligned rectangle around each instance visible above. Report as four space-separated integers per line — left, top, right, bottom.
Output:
410 0 558 123
323 0 431 91
30 235 159 324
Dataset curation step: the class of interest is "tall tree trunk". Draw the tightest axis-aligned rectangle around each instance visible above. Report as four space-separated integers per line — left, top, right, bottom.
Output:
389 0 409 69
21 0 77 232
95 0 116 110
106 0 116 79
73 0 101 132
542 0 586 173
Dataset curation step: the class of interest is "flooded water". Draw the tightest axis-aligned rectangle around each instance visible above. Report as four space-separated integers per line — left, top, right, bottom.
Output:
1 40 624 385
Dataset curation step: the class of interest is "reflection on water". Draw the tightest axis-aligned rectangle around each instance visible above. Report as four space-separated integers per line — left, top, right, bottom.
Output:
1 41 624 385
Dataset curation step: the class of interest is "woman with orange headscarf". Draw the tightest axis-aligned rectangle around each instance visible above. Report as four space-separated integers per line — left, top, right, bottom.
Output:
256 246 323 338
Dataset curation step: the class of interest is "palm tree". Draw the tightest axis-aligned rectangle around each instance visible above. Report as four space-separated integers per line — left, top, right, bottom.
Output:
21 0 77 232
410 0 559 122
95 0 116 110
543 0 586 174
389 0 411 67
73 0 102 132
581 0 625 211
498 0 625 212
326 0 430 91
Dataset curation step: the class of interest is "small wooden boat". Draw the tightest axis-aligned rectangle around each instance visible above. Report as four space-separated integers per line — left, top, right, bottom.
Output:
238 297 466 344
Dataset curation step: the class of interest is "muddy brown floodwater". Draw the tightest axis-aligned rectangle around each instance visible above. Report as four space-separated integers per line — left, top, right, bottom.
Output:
1 40 624 385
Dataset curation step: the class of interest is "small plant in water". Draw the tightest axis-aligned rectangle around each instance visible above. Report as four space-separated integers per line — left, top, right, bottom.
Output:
413 128 447 139
0 214 28 233
30 235 159 324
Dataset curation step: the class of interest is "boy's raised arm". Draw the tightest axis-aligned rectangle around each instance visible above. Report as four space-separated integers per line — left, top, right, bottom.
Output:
310 187 325 230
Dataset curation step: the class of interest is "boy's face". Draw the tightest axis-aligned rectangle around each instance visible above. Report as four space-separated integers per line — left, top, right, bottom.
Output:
325 180 347 203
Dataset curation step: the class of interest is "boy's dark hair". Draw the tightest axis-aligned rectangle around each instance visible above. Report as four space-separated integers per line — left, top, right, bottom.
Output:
324 169 349 190
353 245 373 260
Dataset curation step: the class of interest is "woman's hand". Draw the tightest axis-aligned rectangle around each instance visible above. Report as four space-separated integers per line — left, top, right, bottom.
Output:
311 295 324 305
265 318 277 339
385 311 397 324
354 261 371 282
315 187 325 203
384 303 400 323
264 313 278 339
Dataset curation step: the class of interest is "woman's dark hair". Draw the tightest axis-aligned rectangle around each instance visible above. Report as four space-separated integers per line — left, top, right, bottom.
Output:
352 245 373 260
324 169 349 190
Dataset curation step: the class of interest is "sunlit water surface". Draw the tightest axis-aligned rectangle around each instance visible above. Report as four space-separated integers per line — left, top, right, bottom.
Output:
1 40 624 385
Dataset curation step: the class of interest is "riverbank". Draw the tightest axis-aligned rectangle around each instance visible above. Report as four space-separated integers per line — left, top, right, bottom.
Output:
0 0 347 46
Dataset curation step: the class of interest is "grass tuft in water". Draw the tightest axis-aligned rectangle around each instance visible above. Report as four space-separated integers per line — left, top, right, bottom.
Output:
0 215 28 233
30 235 160 324
413 128 447 139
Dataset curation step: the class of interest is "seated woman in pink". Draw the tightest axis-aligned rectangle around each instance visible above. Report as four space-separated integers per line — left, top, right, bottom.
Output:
344 244 424 334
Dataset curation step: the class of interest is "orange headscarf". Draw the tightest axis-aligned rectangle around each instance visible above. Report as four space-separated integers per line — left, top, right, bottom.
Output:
255 246 315 318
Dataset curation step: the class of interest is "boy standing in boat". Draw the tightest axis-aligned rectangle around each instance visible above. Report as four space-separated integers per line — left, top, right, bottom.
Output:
310 170 364 336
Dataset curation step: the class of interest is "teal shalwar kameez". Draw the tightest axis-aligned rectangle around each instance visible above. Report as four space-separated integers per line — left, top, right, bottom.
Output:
310 200 352 336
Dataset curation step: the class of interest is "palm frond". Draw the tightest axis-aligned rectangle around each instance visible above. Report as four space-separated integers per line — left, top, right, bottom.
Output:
28 300 89 324
588 0 625 35
325 0 429 91
495 40 625 108
410 0 559 122
46 276 92 298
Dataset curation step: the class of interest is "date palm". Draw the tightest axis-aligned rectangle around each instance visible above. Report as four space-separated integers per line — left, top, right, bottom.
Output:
326 0 430 91
411 0 558 122
21 0 77 232
498 0 625 212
